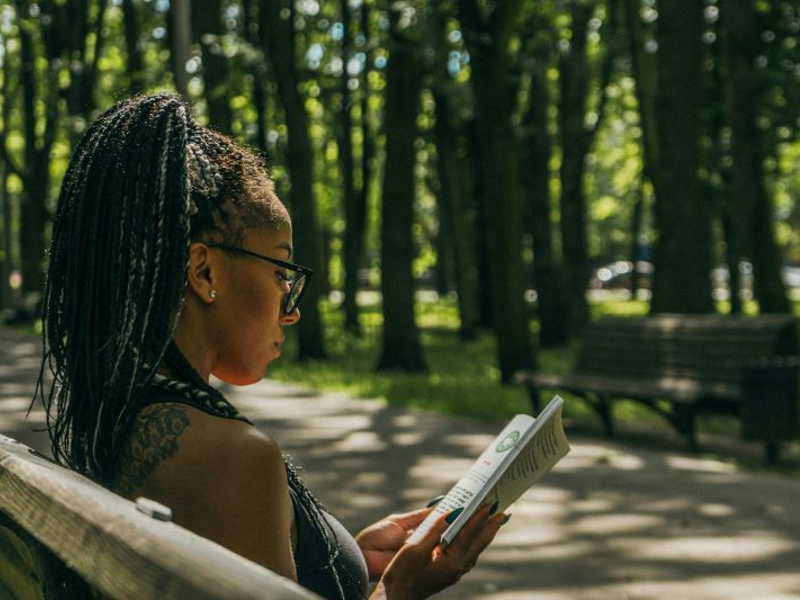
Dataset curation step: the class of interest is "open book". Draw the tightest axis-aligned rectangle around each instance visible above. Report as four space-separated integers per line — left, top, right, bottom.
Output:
407 395 570 547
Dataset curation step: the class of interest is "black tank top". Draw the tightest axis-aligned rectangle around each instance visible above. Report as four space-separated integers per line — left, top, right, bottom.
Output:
139 380 369 599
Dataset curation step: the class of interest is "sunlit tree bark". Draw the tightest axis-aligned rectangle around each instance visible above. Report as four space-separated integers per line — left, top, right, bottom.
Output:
722 0 789 313
261 0 325 359
376 5 426 372
649 0 713 313
457 0 534 382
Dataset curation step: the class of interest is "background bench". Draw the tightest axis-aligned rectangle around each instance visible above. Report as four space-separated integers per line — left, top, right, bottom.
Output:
514 314 800 462
0 434 319 599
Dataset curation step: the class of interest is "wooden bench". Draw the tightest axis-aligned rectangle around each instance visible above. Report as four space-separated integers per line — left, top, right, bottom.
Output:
514 314 800 462
0 434 319 599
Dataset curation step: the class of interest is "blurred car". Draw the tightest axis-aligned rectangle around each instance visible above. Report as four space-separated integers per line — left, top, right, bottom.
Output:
589 260 800 295
589 260 653 290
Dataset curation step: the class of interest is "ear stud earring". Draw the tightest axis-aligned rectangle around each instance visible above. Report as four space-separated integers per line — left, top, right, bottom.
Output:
209 290 217 299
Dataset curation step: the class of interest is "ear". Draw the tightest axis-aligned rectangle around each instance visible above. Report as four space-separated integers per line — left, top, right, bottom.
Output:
186 242 219 304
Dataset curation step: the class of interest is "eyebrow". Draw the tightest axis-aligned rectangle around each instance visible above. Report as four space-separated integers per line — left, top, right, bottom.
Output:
275 241 293 258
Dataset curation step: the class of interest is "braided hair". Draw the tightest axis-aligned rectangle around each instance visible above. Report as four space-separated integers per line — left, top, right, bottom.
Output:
36 93 362 599
35 93 287 483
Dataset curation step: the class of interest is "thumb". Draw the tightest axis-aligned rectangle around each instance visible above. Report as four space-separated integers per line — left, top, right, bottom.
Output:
408 510 452 555
391 507 434 531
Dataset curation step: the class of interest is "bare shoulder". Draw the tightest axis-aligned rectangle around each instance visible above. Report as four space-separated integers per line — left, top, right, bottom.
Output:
113 402 194 497
115 402 296 577
115 401 286 496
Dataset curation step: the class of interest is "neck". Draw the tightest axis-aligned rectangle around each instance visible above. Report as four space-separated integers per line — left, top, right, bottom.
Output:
170 302 214 381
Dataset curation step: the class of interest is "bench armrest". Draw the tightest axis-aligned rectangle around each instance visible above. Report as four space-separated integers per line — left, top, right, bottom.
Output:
740 358 800 441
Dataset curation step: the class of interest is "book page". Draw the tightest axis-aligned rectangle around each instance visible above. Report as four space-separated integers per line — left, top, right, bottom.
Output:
406 397 569 546
406 414 535 544
440 398 569 545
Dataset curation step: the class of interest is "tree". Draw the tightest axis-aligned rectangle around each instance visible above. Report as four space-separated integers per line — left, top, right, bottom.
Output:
260 0 325 359
722 1 789 313
193 0 233 133
0 35 15 310
649 0 713 313
430 9 479 341
6 0 60 295
169 0 191 98
457 0 534 382
122 0 146 94
338 0 366 335
376 3 426 372
518 15 568 348
558 0 620 335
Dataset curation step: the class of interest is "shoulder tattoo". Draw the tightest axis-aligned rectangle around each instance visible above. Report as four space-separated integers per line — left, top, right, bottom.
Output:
113 404 190 497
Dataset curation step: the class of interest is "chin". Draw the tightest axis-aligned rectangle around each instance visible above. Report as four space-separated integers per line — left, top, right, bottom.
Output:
216 369 266 386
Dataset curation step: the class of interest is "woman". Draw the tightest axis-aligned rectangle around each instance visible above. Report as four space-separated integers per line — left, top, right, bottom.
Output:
36 93 504 599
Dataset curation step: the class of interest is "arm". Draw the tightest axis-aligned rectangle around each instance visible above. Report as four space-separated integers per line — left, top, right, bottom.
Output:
168 424 298 581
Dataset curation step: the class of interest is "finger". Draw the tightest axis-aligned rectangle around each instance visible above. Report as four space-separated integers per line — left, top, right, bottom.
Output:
442 502 493 555
389 507 434 531
406 509 452 554
425 494 446 508
461 512 505 567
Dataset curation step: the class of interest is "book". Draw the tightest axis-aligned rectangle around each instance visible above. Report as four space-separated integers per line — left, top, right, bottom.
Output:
406 395 570 547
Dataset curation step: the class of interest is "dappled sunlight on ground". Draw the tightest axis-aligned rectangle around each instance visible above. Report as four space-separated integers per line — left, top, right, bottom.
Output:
225 378 800 599
3 326 800 598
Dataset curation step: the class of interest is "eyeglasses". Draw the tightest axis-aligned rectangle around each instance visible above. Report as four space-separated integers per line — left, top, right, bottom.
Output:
200 241 314 314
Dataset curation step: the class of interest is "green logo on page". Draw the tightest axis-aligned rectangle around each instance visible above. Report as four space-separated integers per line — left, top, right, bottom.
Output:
496 431 520 453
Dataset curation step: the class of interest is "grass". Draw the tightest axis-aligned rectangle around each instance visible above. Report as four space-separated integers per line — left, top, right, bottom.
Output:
271 299 535 422
270 295 670 430
269 295 800 475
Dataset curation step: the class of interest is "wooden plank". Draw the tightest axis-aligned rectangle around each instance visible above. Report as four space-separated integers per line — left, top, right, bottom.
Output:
516 371 741 404
0 435 319 600
0 522 45 600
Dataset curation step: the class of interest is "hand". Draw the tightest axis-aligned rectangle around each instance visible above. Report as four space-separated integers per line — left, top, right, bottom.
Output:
372 503 505 600
356 507 432 580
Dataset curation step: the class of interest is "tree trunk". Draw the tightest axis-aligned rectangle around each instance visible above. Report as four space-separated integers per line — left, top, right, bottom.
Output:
243 0 272 157
624 0 659 303
433 189 451 298
193 0 232 133
17 1 53 295
628 177 645 298
458 0 534 382
357 0 375 310
339 0 365 335
170 0 191 98
0 164 10 311
376 9 426 372
558 2 593 337
261 0 325 359
649 0 713 313
522 55 568 348
123 0 145 94
722 0 789 313
0 41 14 310
466 118 493 330
432 87 479 340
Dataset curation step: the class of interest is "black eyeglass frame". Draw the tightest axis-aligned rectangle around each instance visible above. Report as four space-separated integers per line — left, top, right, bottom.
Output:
198 241 314 314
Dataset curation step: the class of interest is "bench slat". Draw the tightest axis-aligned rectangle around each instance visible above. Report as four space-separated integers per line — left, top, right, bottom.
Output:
0 435 319 600
515 371 741 404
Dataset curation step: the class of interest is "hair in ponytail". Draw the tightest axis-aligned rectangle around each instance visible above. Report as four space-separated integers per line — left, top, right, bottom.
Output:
35 93 287 483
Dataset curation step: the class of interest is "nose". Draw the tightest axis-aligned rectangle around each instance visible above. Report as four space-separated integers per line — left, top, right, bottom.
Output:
281 307 301 325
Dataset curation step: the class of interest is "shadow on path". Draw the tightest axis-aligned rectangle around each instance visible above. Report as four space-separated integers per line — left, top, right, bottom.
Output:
3 327 800 599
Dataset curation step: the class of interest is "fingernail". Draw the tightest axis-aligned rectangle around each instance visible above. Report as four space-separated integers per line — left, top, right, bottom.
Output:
501 514 511 525
489 500 499 515
426 494 446 508
445 507 464 524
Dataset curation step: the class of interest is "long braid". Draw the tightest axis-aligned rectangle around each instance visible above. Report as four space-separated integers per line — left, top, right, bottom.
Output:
35 93 355 599
36 94 193 482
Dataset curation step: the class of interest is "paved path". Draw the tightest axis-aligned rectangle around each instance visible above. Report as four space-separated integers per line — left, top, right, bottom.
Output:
2 327 800 599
